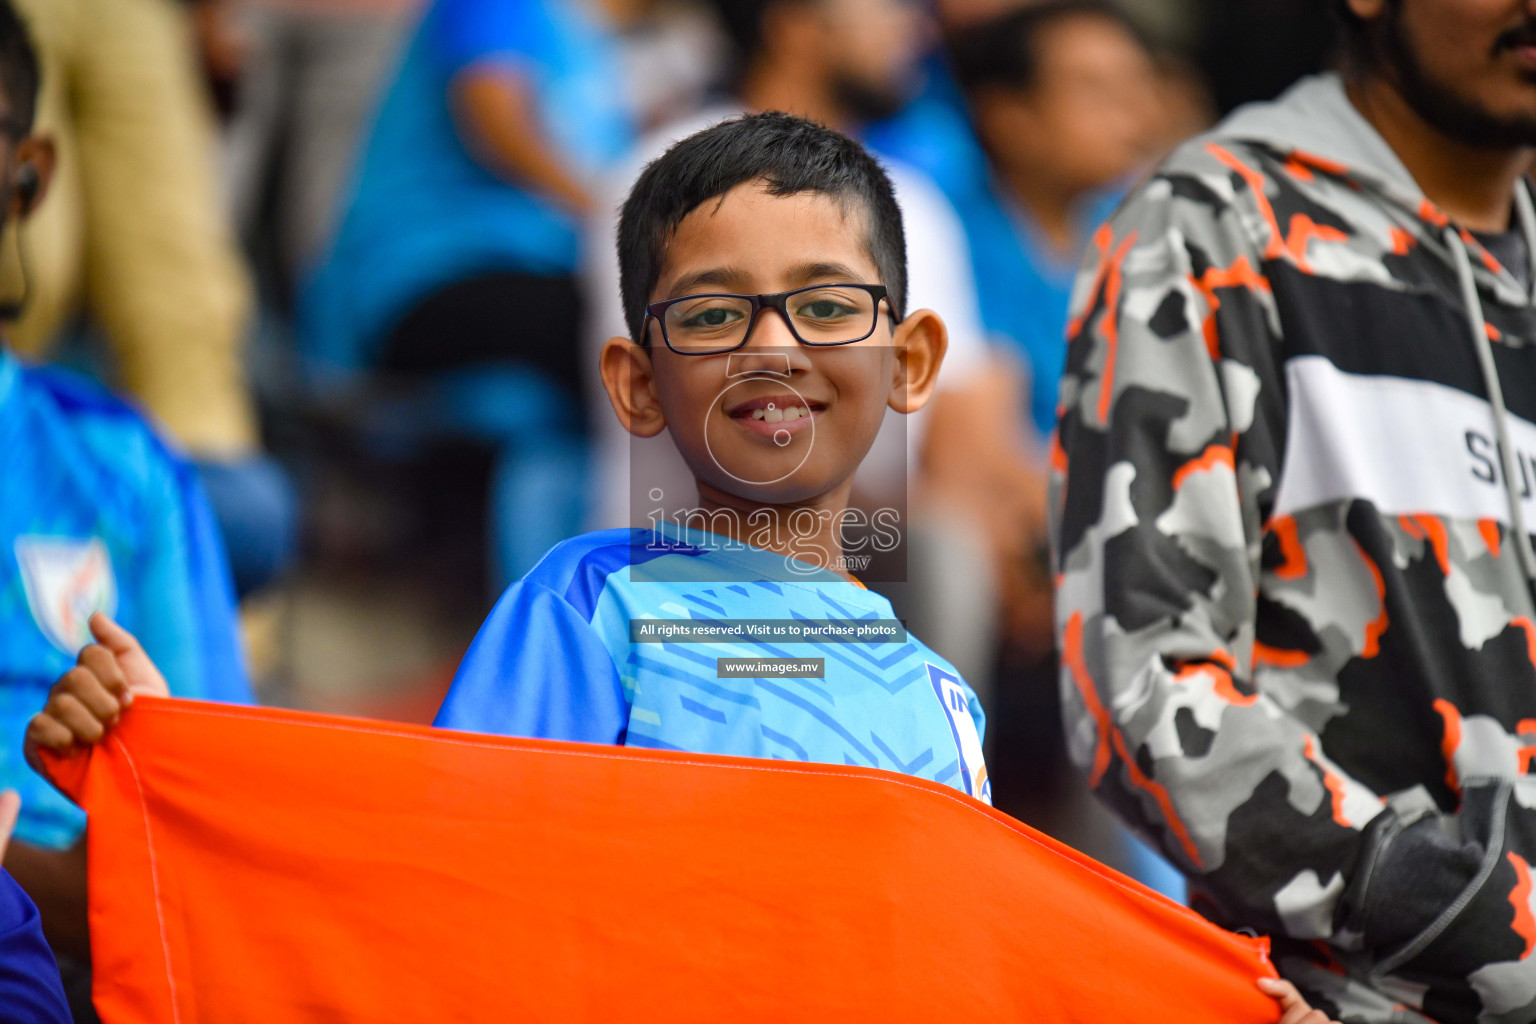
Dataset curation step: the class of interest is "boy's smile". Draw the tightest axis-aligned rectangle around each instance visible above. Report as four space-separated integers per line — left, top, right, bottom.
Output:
726 391 823 439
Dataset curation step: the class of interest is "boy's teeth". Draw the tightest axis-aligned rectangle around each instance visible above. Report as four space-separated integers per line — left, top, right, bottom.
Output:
783 406 804 421
764 407 784 423
751 409 765 420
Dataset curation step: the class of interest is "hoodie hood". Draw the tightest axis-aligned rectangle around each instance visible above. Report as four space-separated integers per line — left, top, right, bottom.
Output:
1206 72 1536 312
1212 73 1426 209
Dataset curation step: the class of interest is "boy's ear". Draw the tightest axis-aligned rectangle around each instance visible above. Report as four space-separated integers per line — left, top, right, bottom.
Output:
887 308 947 415
599 336 668 437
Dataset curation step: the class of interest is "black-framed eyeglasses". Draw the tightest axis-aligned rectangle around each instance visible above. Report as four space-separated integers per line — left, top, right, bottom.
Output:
644 283 893 355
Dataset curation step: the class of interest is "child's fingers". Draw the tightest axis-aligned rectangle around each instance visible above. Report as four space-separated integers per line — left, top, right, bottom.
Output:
91 613 170 698
56 664 126 724
43 692 107 745
25 713 75 753
89 613 143 658
78 644 132 703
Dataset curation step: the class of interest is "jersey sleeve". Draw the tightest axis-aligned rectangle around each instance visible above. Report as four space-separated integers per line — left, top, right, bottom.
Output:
434 580 628 744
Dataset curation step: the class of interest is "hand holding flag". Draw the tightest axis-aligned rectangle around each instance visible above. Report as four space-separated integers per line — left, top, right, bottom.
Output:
25 614 168 773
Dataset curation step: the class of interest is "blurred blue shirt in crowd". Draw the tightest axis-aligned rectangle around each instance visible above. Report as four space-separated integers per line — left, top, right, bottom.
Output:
0 351 252 850
302 0 632 376
868 78 1117 437
0 868 69 1024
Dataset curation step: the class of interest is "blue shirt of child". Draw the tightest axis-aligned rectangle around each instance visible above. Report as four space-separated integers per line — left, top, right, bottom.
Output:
436 523 990 802
0 351 252 849
0 869 70 1024
301 0 632 376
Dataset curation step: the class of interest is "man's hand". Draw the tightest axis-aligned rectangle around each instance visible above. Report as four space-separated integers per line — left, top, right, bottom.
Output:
24 614 168 772
1259 977 1337 1024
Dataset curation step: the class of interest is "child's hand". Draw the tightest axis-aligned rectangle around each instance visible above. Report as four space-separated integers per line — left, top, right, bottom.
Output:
1258 977 1337 1024
24 615 168 771
85 614 169 698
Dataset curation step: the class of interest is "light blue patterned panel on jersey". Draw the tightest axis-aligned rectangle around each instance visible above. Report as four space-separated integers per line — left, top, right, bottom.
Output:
589 523 990 800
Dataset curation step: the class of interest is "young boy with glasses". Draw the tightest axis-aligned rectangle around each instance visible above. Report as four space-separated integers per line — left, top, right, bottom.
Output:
431 112 991 799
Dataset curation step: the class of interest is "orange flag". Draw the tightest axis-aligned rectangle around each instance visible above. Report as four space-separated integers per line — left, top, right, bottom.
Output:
44 698 1280 1023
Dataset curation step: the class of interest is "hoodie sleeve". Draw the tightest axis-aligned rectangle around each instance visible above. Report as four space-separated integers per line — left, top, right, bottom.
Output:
1049 148 1452 950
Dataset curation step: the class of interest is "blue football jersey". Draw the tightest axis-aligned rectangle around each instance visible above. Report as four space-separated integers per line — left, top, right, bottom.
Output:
0 351 252 849
436 523 990 802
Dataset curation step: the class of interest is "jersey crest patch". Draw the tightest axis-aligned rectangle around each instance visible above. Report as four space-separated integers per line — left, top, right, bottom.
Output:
16 536 118 654
927 663 990 805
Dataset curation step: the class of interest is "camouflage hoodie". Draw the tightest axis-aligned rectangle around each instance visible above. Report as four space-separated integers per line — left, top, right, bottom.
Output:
1052 73 1536 1023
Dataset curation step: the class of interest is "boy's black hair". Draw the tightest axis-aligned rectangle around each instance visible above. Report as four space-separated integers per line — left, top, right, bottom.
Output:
617 111 907 345
948 0 1148 95
0 0 37 133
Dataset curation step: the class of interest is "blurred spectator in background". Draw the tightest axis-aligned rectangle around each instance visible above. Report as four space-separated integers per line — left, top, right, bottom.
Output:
300 0 636 589
0 3 252 1009
225 0 423 300
9 0 296 600
303 0 635 375
946 1 1160 438
616 0 728 132
6 0 293 601
585 0 1047 696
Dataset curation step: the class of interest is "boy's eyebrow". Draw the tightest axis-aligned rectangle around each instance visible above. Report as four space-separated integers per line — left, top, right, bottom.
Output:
663 261 874 299
787 261 869 285
666 266 750 296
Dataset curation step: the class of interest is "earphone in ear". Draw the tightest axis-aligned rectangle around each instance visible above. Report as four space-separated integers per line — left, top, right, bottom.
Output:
14 163 38 210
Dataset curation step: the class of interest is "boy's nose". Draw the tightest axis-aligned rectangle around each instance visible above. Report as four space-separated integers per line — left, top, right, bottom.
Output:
739 308 812 373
